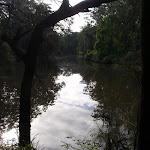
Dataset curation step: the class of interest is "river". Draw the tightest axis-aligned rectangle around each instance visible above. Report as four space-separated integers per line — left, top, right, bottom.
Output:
0 56 141 149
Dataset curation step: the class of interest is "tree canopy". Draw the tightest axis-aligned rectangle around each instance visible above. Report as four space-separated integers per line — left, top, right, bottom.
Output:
77 0 141 66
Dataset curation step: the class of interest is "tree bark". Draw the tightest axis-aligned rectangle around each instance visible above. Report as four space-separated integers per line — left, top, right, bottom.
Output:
19 63 34 146
19 26 43 146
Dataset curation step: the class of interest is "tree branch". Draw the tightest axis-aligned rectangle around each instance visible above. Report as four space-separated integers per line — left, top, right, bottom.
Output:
39 0 116 28
69 0 116 15
60 0 69 9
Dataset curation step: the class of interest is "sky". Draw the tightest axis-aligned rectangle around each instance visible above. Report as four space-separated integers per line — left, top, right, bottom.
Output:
44 0 92 32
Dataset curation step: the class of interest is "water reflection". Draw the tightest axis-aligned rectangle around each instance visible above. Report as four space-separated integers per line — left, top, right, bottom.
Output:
0 56 141 149
31 74 97 149
78 60 141 149
0 60 64 146
0 63 22 134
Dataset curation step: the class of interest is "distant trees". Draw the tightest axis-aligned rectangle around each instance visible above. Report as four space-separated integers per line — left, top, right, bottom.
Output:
77 24 96 57
58 32 78 55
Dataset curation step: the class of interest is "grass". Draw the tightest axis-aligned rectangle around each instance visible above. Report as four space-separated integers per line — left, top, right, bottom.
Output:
61 130 105 150
0 134 45 150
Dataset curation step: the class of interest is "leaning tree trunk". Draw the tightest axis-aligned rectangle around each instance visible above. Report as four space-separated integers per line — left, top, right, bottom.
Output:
19 61 35 146
19 26 43 146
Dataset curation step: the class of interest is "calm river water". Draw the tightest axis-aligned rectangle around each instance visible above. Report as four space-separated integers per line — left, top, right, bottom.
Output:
0 56 141 150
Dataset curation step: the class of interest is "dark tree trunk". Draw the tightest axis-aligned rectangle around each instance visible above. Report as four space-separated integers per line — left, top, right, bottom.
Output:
18 8 71 146
19 26 43 146
19 63 35 146
136 0 144 149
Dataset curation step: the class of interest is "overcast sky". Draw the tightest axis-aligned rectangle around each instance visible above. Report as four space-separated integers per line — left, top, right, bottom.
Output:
43 0 92 32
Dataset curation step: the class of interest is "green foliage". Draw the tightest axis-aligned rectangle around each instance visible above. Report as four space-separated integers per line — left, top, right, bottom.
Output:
93 14 125 63
0 142 35 150
62 127 134 150
37 29 59 66
85 50 99 62
0 0 75 60
58 32 78 56
61 135 103 150
77 25 96 57
0 0 54 62
0 0 52 29
0 134 44 150
77 0 141 66
0 40 16 65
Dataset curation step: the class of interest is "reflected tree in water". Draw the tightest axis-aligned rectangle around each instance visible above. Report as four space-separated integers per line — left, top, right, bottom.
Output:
0 60 64 137
0 82 20 132
79 62 141 150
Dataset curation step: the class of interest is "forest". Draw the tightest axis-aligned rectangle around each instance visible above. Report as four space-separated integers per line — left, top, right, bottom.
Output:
0 0 143 149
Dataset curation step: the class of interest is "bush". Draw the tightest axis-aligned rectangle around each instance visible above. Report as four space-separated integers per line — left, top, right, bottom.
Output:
123 50 142 66
85 50 99 62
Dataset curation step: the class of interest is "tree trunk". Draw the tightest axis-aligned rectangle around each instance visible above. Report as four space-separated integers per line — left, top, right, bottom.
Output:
136 1 144 149
19 26 43 146
19 62 35 146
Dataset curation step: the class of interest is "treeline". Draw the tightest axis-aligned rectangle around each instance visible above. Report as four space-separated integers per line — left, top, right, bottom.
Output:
58 0 142 68
0 0 141 68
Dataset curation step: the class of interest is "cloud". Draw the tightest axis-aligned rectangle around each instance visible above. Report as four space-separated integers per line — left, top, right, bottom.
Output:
31 102 95 149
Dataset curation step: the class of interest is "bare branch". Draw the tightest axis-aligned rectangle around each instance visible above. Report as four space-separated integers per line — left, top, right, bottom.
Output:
60 0 69 9
70 0 116 15
39 0 116 28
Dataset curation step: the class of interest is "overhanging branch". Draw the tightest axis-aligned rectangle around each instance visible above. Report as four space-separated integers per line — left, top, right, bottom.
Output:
60 0 69 9
69 0 116 15
39 0 116 28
